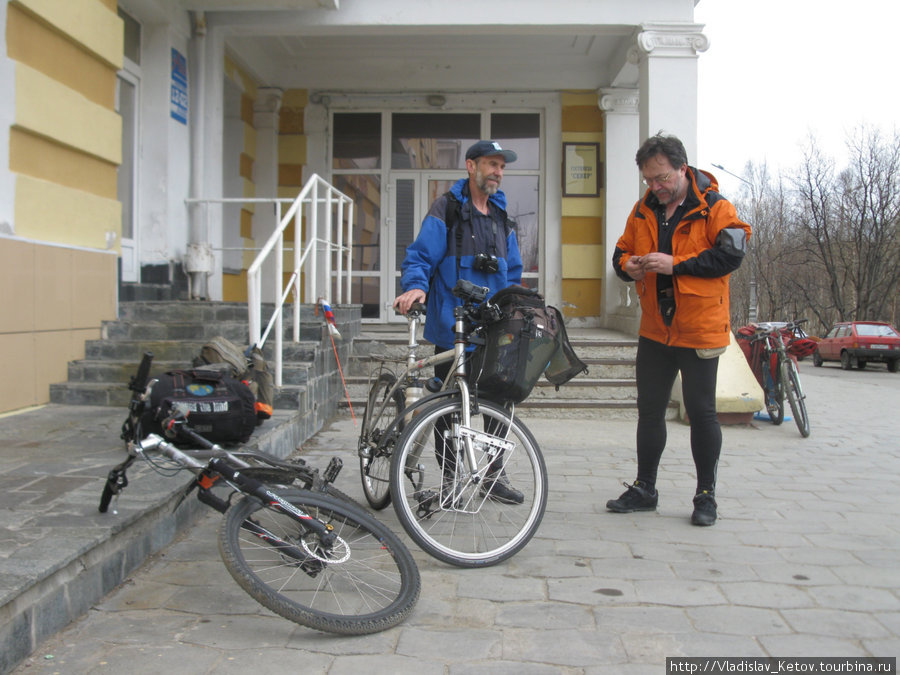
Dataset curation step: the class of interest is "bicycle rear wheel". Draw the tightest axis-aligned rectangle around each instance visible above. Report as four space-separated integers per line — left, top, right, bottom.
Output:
359 373 404 509
219 489 420 635
389 397 547 568
763 358 785 425
782 359 810 437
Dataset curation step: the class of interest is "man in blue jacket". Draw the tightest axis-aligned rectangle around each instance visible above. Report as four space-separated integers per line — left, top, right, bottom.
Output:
393 139 524 504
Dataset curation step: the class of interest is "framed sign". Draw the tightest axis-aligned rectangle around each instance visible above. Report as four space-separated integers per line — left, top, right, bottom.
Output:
562 142 601 197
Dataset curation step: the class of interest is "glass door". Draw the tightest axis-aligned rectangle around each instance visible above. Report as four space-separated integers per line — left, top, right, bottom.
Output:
387 173 459 323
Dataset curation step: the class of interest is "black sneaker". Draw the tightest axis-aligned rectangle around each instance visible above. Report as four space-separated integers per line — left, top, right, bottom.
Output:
480 469 524 505
691 490 717 526
606 481 658 513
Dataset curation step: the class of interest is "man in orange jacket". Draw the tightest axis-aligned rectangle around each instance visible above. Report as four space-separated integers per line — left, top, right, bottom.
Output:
608 133 751 526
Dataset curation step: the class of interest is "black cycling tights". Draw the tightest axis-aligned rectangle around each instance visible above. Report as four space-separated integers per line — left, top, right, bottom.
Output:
634 337 721 494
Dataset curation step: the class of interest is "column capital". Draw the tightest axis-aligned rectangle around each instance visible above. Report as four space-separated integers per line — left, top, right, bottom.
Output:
597 87 639 115
253 87 284 115
627 22 710 63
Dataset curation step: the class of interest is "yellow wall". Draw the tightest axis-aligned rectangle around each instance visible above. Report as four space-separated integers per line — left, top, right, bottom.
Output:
221 56 261 302
2 0 121 412
560 91 605 318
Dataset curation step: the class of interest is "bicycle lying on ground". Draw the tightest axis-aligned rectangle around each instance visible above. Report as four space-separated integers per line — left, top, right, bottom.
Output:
99 352 420 635
358 279 548 568
738 319 815 438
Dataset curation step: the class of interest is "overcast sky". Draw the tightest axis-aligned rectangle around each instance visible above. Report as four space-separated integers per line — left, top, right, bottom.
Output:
693 0 899 195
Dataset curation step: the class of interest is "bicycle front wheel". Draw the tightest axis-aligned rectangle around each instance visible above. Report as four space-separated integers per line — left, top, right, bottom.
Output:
782 359 810 437
359 373 404 510
219 489 420 635
389 397 547 568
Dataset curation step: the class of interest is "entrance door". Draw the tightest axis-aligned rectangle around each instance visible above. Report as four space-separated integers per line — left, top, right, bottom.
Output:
387 172 458 323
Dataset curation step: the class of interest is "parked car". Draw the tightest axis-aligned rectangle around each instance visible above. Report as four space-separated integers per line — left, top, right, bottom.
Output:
813 321 900 372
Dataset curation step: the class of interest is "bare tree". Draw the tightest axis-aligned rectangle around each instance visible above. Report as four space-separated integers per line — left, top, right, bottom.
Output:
789 127 900 331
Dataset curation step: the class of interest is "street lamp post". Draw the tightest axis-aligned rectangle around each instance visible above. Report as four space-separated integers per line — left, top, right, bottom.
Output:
711 163 758 323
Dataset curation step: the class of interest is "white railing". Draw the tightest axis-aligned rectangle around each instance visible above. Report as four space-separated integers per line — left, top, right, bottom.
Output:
185 174 354 386
247 174 353 386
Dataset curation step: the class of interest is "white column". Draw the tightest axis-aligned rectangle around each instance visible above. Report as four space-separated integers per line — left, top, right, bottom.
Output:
598 88 641 334
253 87 283 304
630 23 709 160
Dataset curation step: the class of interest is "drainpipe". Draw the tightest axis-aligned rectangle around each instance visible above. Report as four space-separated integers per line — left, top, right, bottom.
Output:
185 11 212 299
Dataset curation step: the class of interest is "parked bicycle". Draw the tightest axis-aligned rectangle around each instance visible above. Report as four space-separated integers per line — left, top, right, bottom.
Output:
738 319 815 438
99 352 420 635
358 279 548 568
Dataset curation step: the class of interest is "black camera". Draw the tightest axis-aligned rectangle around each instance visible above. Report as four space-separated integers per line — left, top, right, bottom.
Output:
473 253 500 274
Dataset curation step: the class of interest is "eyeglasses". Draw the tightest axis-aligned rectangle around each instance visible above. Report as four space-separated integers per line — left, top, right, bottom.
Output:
641 171 672 187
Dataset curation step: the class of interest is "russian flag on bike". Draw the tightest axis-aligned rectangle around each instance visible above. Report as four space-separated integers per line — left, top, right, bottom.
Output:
318 298 342 339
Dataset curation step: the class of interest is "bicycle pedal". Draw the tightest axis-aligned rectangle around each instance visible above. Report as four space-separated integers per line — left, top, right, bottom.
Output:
323 456 343 484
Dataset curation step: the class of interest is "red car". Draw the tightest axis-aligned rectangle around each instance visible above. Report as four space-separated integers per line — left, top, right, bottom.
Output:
813 321 900 372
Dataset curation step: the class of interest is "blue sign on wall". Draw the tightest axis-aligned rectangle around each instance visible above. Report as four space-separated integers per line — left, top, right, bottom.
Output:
170 48 188 124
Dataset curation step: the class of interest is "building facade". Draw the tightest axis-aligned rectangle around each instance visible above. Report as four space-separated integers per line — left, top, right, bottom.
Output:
0 0 709 413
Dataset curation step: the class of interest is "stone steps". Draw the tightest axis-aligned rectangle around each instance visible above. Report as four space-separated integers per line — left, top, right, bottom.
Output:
49 301 361 422
345 325 678 419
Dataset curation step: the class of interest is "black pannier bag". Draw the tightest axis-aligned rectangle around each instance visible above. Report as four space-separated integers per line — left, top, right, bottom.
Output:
192 335 274 423
469 285 587 404
142 368 258 445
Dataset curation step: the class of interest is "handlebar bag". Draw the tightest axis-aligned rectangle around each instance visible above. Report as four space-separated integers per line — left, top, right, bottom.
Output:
469 286 561 404
142 367 257 445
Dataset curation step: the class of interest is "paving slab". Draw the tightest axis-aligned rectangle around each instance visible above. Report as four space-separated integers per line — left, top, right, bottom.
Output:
2 360 899 672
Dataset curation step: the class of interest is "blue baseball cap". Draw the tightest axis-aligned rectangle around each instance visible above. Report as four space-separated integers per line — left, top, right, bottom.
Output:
465 140 517 163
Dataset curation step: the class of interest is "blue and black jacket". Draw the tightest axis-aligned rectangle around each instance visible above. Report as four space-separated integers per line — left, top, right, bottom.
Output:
400 177 523 349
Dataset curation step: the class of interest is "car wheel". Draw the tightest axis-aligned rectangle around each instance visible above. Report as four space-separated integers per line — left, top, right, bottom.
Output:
840 351 851 370
812 350 823 367
889 359 899 373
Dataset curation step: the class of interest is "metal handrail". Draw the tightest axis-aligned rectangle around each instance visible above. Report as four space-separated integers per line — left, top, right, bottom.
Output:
186 175 354 386
246 174 354 386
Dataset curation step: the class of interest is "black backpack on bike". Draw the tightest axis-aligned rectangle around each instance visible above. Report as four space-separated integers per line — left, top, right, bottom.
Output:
141 368 258 445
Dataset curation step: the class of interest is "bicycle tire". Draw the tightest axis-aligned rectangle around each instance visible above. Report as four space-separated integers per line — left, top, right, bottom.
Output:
219 488 420 635
763 354 785 425
359 373 404 510
389 396 547 568
782 359 810 438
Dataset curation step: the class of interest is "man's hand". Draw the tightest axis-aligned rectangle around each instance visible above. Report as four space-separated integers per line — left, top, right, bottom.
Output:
638 252 674 276
393 289 426 314
623 256 646 281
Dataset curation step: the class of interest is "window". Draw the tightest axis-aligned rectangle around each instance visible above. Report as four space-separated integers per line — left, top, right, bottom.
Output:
391 113 480 169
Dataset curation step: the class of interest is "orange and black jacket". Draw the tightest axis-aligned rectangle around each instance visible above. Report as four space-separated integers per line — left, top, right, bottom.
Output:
612 166 751 349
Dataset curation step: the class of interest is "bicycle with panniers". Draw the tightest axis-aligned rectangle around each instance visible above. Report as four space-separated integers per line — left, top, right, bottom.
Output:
737 319 816 438
358 279 585 568
98 351 420 635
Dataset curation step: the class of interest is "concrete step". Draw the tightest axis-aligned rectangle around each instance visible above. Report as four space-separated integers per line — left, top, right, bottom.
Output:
82 338 321 363
64 358 312 386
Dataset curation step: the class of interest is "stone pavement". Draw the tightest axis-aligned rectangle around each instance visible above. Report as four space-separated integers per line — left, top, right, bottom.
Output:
5 361 900 673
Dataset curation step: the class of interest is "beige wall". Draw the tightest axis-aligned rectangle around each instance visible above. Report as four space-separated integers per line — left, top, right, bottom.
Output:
3 0 121 413
0 239 117 413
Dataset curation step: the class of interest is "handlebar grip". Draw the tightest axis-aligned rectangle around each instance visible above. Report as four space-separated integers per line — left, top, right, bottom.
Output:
98 482 115 513
131 351 154 393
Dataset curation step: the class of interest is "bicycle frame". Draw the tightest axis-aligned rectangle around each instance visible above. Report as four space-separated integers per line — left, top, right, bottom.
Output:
130 433 335 545
361 290 516 479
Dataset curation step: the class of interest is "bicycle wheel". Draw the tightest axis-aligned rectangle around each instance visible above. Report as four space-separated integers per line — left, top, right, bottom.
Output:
389 396 547 568
782 359 810 438
763 355 785 425
219 489 420 635
359 373 404 509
